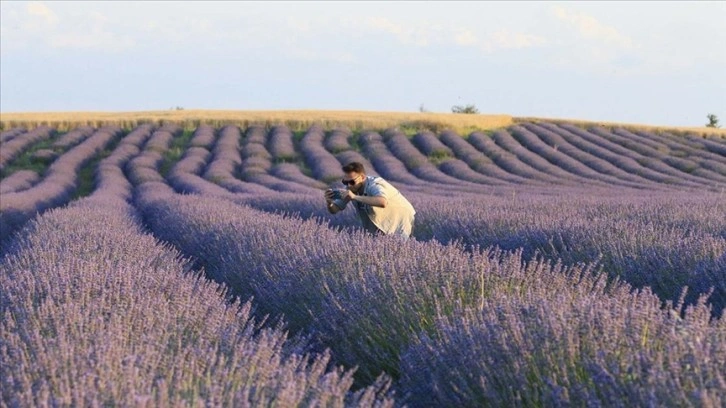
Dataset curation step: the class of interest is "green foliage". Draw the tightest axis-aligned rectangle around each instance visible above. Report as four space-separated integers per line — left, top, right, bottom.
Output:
160 129 195 177
706 113 720 128
0 139 58 178
72 149 114 199
451 104 479 114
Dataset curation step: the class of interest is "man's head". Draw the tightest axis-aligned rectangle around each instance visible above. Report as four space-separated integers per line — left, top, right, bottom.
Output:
342 162 366 193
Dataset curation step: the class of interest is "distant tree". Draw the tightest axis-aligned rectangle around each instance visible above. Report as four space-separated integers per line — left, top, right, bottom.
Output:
706 113 720 128
451 104 479 114
419 103 429 113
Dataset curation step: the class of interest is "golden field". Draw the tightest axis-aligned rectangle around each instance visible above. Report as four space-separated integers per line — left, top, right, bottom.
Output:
0 110 512 135
0 109 724 137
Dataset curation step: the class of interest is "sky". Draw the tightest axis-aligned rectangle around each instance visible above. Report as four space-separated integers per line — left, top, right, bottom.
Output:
1 1 724 127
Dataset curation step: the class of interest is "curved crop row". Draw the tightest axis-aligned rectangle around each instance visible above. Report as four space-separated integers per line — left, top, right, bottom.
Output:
1 195 392 407
94 124 154 203
300 125 346 184
0 128 26 143
686 134 726 156
0 170 41 195
0 126 55 172
585 126 710 189
1 126 122 242
492 129 601 186
616 129 726 183
467 131 566 185
383 130 478 187
610 128 726 186
136 190 726 407
267 124 298 161
202 125 272 195
552 124 695 186
240 125 312 194
324 127 353 153
51 125 95 149
438 130 533 185
517 123 661 190
411 131 453 158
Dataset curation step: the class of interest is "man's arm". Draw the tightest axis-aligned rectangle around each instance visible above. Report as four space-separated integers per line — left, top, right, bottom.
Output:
346 191 387 208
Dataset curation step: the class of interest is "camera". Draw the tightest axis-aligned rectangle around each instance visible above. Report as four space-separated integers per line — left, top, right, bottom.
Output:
330 189 345 200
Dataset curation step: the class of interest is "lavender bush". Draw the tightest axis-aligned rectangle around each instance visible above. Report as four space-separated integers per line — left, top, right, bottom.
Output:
0 127 26 143
0 197 393 407
300 125 346 183
411 131 453 158
438 130 533 185
511 124 654 190
52 125 95 149
467 131 565 185
324 127 353 153
0 126 55 172
1 126 121 241
0 170 40 194
2 121 725 407
267 124 298 161
585 126 708 188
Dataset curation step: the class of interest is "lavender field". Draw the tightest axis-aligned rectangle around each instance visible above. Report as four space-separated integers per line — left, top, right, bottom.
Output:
1 121 725 407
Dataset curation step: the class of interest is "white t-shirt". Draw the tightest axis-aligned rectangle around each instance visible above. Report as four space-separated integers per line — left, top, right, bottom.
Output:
333 176 416 238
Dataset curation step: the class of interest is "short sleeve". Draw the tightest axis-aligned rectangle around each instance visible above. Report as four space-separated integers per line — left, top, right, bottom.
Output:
366 179 389 199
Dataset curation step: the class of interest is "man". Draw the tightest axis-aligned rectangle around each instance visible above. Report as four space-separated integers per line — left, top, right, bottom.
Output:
324 162 416 239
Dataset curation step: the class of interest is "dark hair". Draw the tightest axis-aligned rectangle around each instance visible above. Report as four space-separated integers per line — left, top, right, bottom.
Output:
342 162 365 174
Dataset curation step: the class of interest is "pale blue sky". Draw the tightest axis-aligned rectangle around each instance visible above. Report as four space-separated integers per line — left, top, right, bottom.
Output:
1 1 724 127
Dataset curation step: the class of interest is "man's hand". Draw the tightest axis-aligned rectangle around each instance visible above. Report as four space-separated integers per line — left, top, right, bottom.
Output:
324 189 335 204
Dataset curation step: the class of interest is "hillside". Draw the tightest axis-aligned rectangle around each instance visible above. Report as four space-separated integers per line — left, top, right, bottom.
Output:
1 118 725 406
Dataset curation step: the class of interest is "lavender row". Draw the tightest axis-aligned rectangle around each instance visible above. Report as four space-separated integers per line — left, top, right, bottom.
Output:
270 163 328 189
0 126 122 242
125 126 178 187
240 125 312 193
94 124 155 202
615 128 726 186
400 284 725 406
51 125 95 149
467 131 566 185
513 124 659 190
490 129 600 187
134 189 538 383
637 129 726 164
0 170 40 195
134 190 726 406
203 125 272 195
686 134 726 156
0 195 392 406
383 129 480 187
550 124 694 186
438 130 537 185
266 124 298 161
300 125 346 184
654 132 726 178
324 127 353 153
0 127 26 143
411 190 726 316
610 128 726 186
585 126 711 188
0 125 55 172
410 131 453 157
188 123 216 147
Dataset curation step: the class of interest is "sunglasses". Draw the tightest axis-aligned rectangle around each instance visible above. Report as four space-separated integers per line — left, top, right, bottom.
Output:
342 176 360 186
